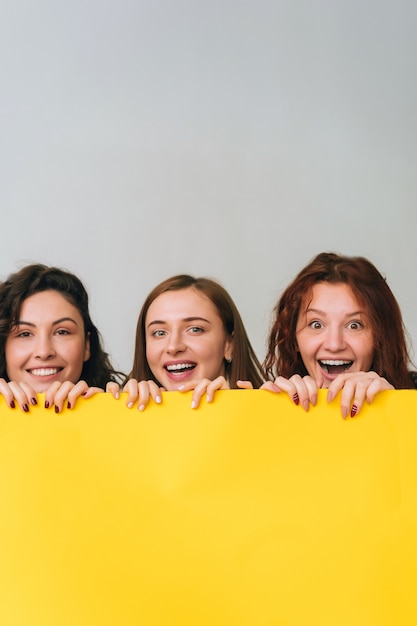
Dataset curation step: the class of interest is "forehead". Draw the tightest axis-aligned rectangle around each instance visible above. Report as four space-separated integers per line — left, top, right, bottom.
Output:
301 282 364 314
146 288 221 321
19 290 82 321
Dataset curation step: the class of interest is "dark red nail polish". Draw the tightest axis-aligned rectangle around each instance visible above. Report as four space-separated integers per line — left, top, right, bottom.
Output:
67 402 71 410
55 405 59 414
9 400 15 409
293 393 300 406
23 404 29 413
31 397 37 406
351 405 358 417
44 401 49 409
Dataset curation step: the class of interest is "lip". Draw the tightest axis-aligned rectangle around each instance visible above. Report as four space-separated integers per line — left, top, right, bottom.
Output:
162 360 197 385
27 367 64 381
317 358 353 382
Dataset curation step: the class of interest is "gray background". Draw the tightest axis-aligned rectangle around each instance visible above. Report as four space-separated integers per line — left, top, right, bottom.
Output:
1 0 416 375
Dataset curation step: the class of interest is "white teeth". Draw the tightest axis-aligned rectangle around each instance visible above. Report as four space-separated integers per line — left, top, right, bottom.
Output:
30 368 59 376
166 363 195 372
320 360 352 366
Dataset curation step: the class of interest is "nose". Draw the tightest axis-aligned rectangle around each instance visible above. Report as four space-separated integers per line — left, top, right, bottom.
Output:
166 330 186 355
323 325 346 352
34 334 56 360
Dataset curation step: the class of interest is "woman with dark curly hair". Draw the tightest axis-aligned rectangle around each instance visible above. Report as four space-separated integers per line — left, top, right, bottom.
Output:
0 264 123 412
262 252 417 418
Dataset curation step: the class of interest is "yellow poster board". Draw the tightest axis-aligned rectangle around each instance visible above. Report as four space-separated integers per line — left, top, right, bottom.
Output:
0 389 416 625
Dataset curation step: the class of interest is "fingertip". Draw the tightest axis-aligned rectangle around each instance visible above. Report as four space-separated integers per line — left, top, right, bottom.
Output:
302 400 309 412
191 400 197 409
155 395 162 404
127 401 134 409
138 404 145 412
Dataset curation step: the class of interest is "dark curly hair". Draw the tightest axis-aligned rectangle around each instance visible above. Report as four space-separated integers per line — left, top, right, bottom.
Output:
0 264 124 387
263 252 416 389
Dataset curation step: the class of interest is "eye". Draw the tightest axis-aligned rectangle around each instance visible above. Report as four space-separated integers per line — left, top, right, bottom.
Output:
16 330 32 338
348 321 363 330
55 328 71 336
188 326 204 334
152 329 166 337
308 321 323 330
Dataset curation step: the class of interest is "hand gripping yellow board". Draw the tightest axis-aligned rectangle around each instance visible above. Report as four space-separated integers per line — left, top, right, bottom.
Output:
0 389 416 625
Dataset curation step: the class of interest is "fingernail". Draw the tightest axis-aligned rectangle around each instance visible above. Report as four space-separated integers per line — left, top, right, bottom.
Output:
351 405 358 418
311 394 318 406
206 394 212 404
302 400 309 412
327 391 333 403
191 401 196 409
23 404 29 413
9 400 15 409
115 392 120 400
127 402 134 409
44 401 49 409
67 402 72 410
31 397 37 406
55 405 60 414
341 406 349 419
293 393 299 406
156 395 161 404
138 404 145 412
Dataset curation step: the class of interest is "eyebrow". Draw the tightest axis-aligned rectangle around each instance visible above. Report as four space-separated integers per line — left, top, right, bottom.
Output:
147 316 211 329
15 317 79 327
305 308 365 317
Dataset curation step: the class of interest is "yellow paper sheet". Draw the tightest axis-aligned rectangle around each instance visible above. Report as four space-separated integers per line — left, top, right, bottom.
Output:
0 389 416 625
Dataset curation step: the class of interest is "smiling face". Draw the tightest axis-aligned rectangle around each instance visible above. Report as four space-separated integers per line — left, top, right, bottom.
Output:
145 287 233 390
5 290 91 392
295 282 375 387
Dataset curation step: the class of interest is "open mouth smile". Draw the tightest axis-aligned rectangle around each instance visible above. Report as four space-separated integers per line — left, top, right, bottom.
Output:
319 360 353 375
28 368 63 377
165 362 196 375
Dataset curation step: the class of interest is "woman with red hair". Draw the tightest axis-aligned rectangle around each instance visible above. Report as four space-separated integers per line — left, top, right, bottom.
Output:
262 252 417 418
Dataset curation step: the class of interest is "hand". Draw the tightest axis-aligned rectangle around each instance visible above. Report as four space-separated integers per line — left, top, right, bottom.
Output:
178 376 230 408
44 380 104 413
0 378 37 412
327 371 394 418
260 374 318 411
121 378 163 410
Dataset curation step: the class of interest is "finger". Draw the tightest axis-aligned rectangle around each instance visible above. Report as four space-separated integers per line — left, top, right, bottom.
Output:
340 379 368 419
68 383 104 409
0 378 17 409
190 379 211 409
260 381 283 393
3 380 32 411
44 381 64 409
49 381 77 413
146 381 163 408
122 379 140 408
364 377 394 403
236 380 254 389
136 380 152 411
106 381 121 399
274 375 310 410
204 376 229 404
